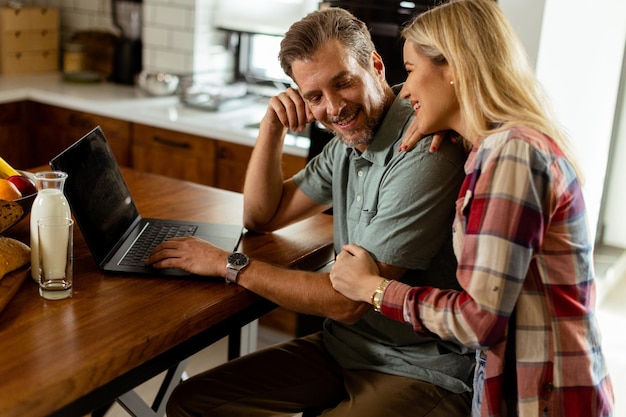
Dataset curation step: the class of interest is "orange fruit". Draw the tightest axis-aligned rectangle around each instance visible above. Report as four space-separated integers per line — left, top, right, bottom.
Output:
0 179 21 200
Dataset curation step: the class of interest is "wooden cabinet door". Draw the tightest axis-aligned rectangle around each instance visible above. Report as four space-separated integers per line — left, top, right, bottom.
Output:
132 123 216 186
0 101 29 169
215 141 252 192
27 102 132 167
216 140 306 193
282 152 307 178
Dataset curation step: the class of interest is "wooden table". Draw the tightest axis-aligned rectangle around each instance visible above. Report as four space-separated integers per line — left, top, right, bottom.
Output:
0 168 334 417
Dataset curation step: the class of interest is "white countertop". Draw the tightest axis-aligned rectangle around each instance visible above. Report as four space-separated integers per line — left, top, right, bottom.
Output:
0 73 310 157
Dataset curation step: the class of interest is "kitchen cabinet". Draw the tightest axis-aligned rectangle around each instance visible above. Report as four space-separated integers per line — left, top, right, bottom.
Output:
132 123 217 186
0 7 59 76
282 149 308 177
27 102 132 167
216 140 306 192
16 102 307 192
0 101 28 169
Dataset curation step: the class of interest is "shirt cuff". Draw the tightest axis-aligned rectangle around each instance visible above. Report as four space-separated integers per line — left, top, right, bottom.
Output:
380 280 413 324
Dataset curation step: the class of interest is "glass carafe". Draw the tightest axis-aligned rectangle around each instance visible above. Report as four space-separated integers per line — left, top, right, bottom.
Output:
30 171 72 282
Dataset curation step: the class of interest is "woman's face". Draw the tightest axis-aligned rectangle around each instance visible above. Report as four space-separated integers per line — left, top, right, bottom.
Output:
400 40 462 138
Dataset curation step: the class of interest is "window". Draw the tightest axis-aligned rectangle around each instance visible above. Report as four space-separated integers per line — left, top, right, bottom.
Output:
245 34 292 84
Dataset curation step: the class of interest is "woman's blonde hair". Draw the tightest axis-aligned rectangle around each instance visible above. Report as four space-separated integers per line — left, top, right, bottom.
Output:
402 0 583 180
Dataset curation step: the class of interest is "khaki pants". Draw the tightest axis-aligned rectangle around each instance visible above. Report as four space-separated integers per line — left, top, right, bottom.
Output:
166 332 471 417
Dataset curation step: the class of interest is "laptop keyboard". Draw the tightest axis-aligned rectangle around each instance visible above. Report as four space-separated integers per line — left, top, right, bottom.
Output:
119 223 198 267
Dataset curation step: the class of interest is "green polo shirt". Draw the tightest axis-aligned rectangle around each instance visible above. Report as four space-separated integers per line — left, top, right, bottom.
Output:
293 90 475 393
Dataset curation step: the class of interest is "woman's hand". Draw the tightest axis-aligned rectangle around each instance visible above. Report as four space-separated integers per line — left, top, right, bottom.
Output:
330 244 385 304
145 236 229 277
399 118 452 153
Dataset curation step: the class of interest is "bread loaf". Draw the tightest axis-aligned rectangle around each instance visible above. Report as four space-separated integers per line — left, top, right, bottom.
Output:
0 237 30 279
0 200 23 234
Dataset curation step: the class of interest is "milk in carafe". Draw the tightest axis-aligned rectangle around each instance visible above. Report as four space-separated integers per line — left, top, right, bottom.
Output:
30 171 71 282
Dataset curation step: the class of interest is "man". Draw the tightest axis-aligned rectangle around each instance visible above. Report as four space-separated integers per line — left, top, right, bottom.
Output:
147 8 473 417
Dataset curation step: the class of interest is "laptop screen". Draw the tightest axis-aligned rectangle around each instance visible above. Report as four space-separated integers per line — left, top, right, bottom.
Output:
50 126 139 265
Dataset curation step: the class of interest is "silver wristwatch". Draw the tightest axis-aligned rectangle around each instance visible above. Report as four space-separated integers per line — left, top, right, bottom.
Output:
225 252 249 284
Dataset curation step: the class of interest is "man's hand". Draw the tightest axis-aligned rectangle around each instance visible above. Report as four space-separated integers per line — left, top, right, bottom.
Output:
146 236 229 277
265 87 315 134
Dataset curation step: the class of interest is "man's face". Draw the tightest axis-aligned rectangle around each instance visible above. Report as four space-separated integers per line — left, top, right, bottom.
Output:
291 40 389 150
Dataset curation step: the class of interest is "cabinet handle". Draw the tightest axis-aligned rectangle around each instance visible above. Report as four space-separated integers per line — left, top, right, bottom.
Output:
153 135 191 149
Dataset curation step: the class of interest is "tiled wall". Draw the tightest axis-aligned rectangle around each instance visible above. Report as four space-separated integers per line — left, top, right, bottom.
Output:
143 0 231 78
20 0 232 79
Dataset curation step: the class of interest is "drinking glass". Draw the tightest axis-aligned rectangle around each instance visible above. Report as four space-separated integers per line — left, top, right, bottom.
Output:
38 217 73 300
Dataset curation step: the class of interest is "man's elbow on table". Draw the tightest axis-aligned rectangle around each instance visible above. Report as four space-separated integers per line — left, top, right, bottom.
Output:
241 201 290 233
242 217 275 234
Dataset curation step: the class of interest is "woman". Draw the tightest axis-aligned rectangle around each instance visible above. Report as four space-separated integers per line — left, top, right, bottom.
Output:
329 1 615 416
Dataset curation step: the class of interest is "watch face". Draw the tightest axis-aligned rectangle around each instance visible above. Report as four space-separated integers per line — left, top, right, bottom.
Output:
228 252 249 267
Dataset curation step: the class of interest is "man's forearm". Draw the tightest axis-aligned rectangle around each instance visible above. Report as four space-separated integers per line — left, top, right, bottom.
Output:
242 123 288 230
237 259 370 323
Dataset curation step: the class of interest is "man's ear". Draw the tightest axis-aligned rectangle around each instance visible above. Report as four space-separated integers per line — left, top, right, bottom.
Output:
371 51 385 80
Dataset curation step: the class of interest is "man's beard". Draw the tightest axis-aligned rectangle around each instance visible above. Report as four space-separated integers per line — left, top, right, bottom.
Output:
334 119 377 148
327 107 384 148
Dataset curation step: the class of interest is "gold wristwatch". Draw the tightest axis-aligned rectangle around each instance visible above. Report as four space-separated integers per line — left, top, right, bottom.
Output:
371 279 392 312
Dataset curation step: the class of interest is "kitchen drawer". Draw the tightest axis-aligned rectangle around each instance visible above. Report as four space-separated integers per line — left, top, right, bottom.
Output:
216 140 306 193
34 104 131 141
1 28 58 52
0 7 58 31
0 7 58 75
132 123 216 186
0 49 57 75
28 102 132 168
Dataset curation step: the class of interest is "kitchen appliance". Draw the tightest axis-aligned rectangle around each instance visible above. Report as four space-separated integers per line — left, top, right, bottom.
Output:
111 0 142 85
214 0 317 91
214 0 318 36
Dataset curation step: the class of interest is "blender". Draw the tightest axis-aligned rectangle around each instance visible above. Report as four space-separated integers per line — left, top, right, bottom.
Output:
111 0 142 84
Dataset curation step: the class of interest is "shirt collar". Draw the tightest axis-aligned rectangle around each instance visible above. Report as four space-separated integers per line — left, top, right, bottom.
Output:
348 86 414 166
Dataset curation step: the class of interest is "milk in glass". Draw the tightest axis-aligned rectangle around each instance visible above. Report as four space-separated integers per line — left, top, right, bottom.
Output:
38 217 73 299
30 171 71 282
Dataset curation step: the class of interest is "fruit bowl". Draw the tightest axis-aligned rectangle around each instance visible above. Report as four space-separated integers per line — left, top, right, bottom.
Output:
15 191 36 220
12 171 38 223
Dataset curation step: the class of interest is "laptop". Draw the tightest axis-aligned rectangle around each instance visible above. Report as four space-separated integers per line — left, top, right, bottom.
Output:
49 126 243 276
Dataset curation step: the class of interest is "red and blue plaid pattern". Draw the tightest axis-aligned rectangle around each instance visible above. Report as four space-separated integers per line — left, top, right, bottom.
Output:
382 127 614 417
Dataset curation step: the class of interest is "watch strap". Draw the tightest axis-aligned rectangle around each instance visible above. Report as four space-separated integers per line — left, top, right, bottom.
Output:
225 267 239 284
371 279 392 312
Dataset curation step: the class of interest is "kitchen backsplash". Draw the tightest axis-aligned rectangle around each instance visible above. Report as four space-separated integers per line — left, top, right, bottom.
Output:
9 0 232 79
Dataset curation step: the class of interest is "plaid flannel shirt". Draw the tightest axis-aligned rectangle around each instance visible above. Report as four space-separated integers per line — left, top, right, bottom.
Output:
382 127 614 417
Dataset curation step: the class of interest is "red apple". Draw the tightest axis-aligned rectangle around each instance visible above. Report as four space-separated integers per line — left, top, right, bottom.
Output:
7 175 37 197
